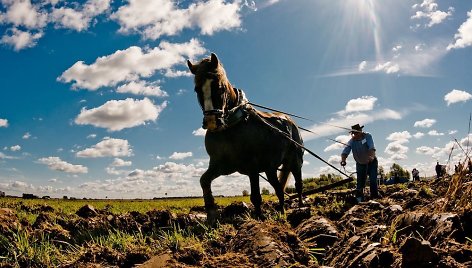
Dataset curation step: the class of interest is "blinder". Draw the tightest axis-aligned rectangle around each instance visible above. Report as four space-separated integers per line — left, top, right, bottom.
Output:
198 88 248 131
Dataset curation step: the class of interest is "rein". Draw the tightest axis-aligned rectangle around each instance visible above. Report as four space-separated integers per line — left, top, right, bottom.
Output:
245 106 353 179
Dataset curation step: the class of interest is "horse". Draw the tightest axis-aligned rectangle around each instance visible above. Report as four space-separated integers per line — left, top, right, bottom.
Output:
187 53 304 223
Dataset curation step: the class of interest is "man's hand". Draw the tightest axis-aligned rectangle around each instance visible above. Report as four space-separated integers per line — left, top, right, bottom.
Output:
340 160 346 166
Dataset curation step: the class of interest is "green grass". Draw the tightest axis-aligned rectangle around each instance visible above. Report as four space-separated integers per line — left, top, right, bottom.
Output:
0 195 254 215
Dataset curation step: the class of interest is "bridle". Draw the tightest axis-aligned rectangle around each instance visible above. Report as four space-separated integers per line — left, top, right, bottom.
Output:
196 74 248 131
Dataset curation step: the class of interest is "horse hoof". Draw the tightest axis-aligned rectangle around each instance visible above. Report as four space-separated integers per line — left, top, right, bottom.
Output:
206 208 219 226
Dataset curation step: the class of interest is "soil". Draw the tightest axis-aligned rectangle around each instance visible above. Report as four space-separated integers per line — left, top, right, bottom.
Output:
2 176 472 267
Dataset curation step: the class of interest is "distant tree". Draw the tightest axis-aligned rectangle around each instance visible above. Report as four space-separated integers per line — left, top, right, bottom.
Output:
242 190 249 196
378 166 386 179
387 163 410 179
261 187 270 195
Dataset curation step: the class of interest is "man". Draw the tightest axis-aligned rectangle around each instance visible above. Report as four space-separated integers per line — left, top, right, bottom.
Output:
340 124 379 202
412 168 420 181
435 161 442 179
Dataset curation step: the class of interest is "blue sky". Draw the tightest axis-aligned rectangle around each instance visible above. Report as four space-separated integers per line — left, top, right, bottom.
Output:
0 0 471 199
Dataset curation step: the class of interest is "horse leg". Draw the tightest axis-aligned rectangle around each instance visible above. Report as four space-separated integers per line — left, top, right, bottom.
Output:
292 167 304 207
249 173 262 218
200 169 218 225
266 170 285 214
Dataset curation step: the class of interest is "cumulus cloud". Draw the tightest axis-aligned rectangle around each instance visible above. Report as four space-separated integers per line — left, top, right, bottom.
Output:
0 0 48 29
38 156 88 173
75 98 167 131
116 80 168 97
22 132 31 139
110 158 132 167
374 61 400 74
385 142 409 156
111 0 242 40
303 106 402 142
447 10 472 50
169 152 193 160
10 145 21 151
323 135 350 152
50 0 111 31
416 146 440 155
192 127 206 136
0 28 43 51
386 131 411 143
0 152 16 159
411 0 453 28
413 132 425 139
127 161 205 181
58 39 205 90
0 118 8 127
76 137 133 158
444 89 472 106
414 118 436 128
428 130 444 136
344 96 377 113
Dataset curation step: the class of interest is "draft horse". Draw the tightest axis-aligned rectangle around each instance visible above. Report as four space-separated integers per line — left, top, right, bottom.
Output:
187 53 304 223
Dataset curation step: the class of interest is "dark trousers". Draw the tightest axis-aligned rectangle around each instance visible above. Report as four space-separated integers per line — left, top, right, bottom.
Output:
356 158 379 200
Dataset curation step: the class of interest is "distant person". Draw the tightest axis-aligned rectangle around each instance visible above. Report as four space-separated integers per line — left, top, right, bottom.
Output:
412 168 420 181
435 161 442 179
393 170 400 184
468 160 472 175
340 124 379 202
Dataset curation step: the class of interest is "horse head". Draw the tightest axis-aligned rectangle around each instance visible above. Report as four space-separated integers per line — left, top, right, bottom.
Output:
187 53 237 131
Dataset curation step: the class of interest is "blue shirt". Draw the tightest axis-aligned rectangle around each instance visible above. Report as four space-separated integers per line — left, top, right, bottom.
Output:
342 132 375 164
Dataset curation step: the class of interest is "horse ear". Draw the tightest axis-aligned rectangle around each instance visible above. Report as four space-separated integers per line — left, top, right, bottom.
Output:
187 60 196 74
210 53 219 69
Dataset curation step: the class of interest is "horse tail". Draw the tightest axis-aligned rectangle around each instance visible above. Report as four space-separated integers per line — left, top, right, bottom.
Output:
278 165 291 191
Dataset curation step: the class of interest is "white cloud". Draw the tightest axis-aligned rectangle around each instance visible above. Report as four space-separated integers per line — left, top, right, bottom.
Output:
323 135 350 152
50 0 111 31
0 152 16 159
1 0 48 29
414 118 436 128
58 39 205 90
413 132 425 139
386 131 411 143
303 108 402 141
38 156 88 173
448 10 472 50
192 127 206 136
428 130 444 136
416 146 440 155
385 142 409 155
116 80 168 97
358 61 367 71
0 118 8 127
110 157 132 167
444 89 472 106
392 45 402 52
411 0 453 28
22 132 31 139
0 28 43 51
374 61 400 74
10 145 21 151
327 155 341 166
76 137 133 158
86 134 97 139
75 98 167 131
344 96 377 113
169 152 193 160
111 0 242 40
